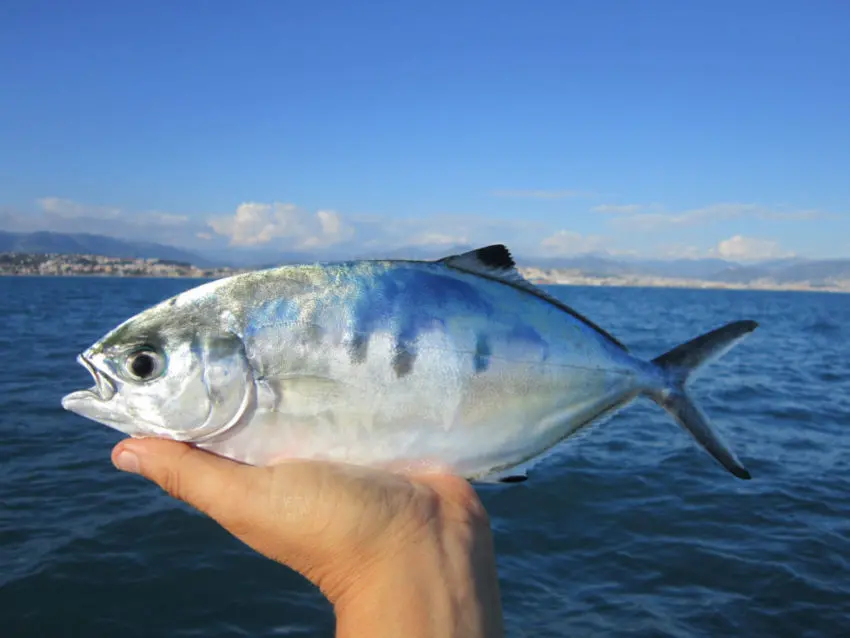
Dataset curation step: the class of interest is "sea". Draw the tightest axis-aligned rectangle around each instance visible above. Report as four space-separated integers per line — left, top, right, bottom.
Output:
1 276 848 637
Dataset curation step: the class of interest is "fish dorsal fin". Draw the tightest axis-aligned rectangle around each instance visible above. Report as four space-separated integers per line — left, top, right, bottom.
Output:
438 245 526 284
439 245 628 351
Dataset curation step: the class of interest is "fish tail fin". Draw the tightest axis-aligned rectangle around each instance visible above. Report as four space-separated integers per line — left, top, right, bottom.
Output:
646 320 758 480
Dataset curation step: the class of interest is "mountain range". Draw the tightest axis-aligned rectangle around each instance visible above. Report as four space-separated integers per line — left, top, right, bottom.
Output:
0 231 209 266
2 230 849 285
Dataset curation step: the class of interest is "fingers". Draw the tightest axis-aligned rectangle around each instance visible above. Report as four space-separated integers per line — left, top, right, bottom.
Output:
108 438 494 610
111 438 263 526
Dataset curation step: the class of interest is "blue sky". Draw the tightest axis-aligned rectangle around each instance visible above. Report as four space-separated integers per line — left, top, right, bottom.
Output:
2 0 849 262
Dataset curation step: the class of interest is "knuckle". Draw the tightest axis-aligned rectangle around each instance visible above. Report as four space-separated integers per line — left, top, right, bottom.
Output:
158 467 186 502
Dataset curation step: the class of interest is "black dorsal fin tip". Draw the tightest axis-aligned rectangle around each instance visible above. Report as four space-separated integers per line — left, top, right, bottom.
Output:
473 244 515 270
438 244 515 271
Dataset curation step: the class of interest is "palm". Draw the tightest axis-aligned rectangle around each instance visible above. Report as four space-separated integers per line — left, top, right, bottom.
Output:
128 440 488 598
232 462 485 584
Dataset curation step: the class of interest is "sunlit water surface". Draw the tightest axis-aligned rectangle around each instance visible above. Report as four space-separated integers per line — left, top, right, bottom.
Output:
2 277 848 637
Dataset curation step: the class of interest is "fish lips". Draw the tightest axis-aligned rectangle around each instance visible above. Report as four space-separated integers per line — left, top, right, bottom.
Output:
62 354 129 430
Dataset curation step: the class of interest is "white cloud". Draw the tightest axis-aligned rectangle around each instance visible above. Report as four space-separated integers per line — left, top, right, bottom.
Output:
146 212 189 226
608 203 756 231
37 197 122 219
592 203 648 214
714 235 794 261
408 232 469 247
540 230 607 256
208 202 354 248
491 189 593 200
0 197 210 248
352 213 545 254
35 197 191 229
758 209 829 221
657 243 706 259
8 195 836 262
605 202 832 232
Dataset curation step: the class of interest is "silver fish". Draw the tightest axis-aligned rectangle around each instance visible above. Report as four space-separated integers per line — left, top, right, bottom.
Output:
62 245 757 482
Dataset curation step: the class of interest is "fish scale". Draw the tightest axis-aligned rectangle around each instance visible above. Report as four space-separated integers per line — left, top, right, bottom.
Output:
62 244 757 482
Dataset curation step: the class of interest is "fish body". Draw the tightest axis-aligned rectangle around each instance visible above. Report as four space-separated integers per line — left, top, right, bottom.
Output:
62 245 757 481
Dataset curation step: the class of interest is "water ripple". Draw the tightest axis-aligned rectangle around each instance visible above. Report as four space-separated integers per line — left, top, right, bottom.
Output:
2 279 849 636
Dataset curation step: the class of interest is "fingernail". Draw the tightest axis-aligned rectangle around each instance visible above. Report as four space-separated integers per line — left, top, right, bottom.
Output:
114 449 141 474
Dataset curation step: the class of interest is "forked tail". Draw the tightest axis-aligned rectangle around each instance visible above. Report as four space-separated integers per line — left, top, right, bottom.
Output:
647 320 759 480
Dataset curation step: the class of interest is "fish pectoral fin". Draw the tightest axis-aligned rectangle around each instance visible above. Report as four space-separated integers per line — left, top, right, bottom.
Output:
276 375 359 393
258 375 360 412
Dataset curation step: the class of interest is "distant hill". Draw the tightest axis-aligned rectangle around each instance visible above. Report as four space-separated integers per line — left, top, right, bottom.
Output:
770 259 850 283
706 258 850 285
521 254 640 277
0 231 208 266
2 231 849 286
621 258 735 279
523 253 850 285
213 247 328 269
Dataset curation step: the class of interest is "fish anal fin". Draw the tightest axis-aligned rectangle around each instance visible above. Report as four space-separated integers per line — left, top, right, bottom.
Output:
497 474 528 484
473 467 530 485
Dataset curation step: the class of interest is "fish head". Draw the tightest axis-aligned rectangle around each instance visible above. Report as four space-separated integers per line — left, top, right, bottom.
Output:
62 295 254 442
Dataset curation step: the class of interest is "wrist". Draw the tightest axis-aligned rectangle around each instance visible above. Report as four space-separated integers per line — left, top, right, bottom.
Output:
332 506 504 637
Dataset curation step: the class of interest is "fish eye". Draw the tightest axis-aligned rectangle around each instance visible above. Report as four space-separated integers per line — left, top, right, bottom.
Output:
125 348 164 381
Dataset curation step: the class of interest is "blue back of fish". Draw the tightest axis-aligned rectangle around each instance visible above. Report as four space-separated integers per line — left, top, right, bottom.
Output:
205 259 647 476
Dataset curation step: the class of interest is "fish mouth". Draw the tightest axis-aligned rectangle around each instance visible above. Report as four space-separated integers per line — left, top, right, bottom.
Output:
62 353 154 437
79 354 116 401
62 354 117 406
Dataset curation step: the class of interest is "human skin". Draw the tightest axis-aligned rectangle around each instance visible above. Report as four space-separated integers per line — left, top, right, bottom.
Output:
111 438 505 638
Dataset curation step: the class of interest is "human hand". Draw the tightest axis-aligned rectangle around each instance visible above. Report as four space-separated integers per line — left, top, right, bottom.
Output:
111 439 504 638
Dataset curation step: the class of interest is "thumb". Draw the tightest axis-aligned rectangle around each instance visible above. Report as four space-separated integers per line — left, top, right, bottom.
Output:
111 438 264 528
110 438 360 592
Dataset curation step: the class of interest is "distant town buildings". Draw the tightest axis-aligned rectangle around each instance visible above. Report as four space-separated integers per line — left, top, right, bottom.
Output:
520 266 850 293
1 252 848 293
0 253 241 279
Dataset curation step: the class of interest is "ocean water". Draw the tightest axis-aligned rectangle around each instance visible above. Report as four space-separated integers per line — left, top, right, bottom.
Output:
1 276 848 637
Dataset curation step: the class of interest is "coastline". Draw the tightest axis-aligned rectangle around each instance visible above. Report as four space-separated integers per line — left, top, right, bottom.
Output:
523 274 850 295
1 253 848 294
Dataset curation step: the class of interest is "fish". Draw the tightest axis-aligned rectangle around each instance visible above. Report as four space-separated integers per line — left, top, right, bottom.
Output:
61 244 758 482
